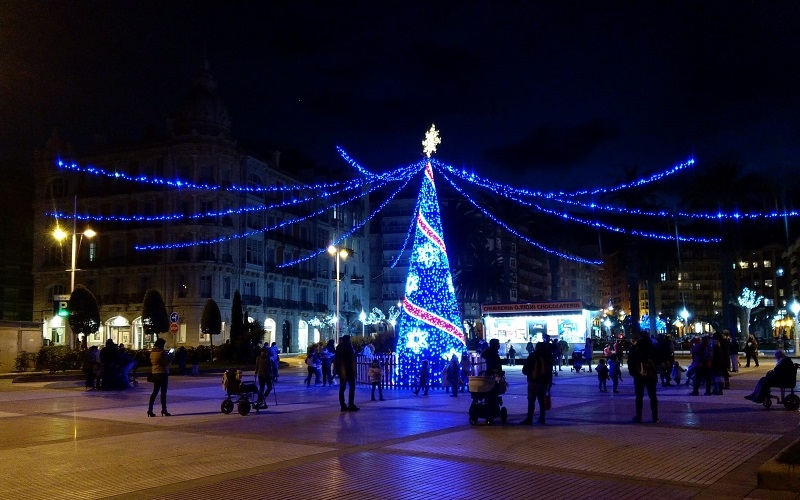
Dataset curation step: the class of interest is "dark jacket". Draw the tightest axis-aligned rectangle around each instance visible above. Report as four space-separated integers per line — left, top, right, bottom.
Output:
628 336 657 378
522 342 553 385
334 340 356 378
481 346 502 375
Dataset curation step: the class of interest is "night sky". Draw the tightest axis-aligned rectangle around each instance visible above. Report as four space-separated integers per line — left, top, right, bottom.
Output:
3 1 800 191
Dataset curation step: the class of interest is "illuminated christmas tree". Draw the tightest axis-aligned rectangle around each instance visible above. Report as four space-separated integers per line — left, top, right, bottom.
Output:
396 125 467 386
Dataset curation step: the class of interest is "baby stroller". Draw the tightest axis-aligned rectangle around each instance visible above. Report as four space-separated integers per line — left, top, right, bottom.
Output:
221 369 261 416
570 347 584 372
468 372 508 425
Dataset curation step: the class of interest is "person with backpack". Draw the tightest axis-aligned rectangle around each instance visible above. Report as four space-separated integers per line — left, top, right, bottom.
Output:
520 341 553 425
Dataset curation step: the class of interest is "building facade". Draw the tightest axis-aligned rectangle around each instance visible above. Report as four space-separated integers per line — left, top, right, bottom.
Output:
31 67 369 352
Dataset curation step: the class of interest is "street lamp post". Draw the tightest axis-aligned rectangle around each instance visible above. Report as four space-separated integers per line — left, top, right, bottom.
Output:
327 244 348 343
791 300 800 355
679 308 690 336
53 197 96 348
360 310 366 337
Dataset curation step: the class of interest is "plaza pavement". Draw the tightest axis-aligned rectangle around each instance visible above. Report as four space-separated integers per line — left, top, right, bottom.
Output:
1 356 799 500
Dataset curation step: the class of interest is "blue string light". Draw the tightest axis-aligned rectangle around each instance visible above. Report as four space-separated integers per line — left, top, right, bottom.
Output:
432 158 695 200
135 176 400 251
438 169 603 265
277 172 420 268
56 158 414 194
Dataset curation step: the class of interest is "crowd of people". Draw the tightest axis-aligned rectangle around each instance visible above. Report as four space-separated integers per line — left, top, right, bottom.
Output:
81 339 136 391
76 327 785 423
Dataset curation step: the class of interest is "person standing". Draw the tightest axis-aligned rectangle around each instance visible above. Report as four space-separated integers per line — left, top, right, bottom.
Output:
525 340 534 358
584 337 594 372
520 341 553 425
269 342 280 381
507 345 516 366
99 339 119 390
446 354 461 397
413 359 430 396
147 337 173 417
628 331 659 423
254 347 273 407
729 332 740 373
368 359 384 401
321 339 335 386
82 346 99 391
459 352 472 393
608 355 621 393
558 338 569 367
596 358 610 392
481 339 502 375
335 335 359 411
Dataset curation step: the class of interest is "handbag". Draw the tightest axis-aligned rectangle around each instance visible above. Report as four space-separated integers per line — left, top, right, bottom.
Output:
147 373 154 383
545 392 552 411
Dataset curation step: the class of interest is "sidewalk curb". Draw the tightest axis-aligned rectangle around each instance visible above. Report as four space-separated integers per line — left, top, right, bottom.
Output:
758 457 800 492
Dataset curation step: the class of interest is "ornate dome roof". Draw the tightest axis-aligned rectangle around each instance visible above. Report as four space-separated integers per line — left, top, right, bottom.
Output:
172 63 231 138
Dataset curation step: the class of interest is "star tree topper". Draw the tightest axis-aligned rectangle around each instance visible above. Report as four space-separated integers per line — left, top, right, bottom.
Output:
422 124 441 158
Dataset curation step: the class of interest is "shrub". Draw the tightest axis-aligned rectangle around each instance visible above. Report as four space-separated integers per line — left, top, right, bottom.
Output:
35 346 82 372
14 351 36 372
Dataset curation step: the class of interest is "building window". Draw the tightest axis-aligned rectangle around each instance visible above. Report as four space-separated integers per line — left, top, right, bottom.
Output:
764 260 772 268
177 275 187 298
753 281 760 288
777 268 785 277
752 261 759 269
764 298 774 307
246 239 263 265
224 277 231 299
765 279 773 288
200 275 212 298
660 273 666 282
740 262 749 269
88 242 97 262
47 284 66 301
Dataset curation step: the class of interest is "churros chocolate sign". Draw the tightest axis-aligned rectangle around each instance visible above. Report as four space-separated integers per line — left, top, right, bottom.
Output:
481 301 584 315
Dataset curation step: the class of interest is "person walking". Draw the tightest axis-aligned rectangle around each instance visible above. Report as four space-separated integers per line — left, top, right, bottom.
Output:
520 341 553 425
335 335 359 411
628 331 659 423
254 347 273 407
368 359 384 401
147 337 173 417
304 348 322 387
744 335 759 367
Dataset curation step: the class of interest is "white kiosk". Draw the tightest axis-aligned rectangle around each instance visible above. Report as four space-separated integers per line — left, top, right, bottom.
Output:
481 300 599 354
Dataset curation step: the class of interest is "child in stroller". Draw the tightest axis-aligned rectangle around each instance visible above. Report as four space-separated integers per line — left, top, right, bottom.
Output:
570 347 584 372
468 370 508 425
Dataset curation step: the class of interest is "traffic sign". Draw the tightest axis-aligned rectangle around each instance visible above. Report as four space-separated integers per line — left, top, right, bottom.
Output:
170 312 179 323
169 322 179 334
